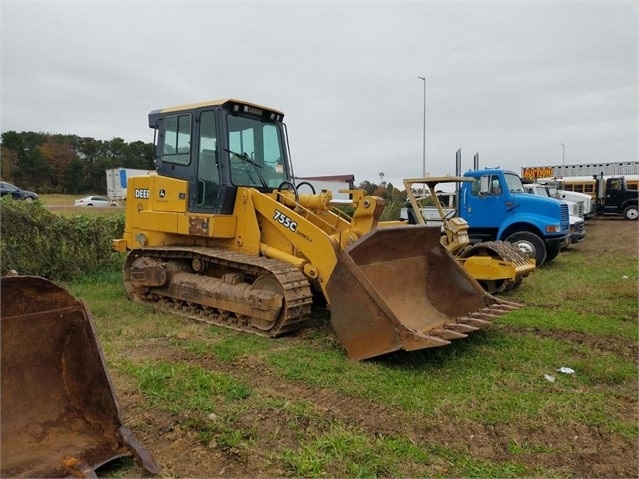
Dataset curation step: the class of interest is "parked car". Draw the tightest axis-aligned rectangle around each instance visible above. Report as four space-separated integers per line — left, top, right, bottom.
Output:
74 196 117 207
0 181 38 201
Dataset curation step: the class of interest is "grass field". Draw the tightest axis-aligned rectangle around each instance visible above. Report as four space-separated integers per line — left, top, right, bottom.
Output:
53 205 638 478
39 194 125 215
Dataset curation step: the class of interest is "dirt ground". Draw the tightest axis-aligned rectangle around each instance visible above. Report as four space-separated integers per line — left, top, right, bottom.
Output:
112 349 637 479
105 217 637 479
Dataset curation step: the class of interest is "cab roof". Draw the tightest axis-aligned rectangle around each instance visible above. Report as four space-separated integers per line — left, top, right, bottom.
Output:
464 168 518 177
150 98 284 116
148 98 285 129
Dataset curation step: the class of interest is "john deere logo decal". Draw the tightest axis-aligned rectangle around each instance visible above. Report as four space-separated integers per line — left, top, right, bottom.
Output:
134 188 150 199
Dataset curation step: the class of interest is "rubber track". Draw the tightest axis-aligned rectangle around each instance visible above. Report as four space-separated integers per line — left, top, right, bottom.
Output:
124 247 313 337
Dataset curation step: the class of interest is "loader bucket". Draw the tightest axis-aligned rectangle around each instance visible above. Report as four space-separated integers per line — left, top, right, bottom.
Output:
0 275 160 478
327 226 522 360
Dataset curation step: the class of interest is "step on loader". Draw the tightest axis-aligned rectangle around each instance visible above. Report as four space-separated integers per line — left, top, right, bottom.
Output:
0 274 160 478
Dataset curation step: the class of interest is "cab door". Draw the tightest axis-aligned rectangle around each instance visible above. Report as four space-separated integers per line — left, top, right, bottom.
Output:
462 174 509 228
604 178 624 210
190 109 221 213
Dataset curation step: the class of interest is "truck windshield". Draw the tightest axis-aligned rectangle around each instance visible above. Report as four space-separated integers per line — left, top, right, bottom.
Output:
227 114 288 188
505 173 525 193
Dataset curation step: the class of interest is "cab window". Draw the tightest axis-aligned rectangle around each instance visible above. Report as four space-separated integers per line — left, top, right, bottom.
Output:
162 114 191 165
490 177 503 195
227 115 287 188
471 175 503 196
609 179 622 191
197 111 219 207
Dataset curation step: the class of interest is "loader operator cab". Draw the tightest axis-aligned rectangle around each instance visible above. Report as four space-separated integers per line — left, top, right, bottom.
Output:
150 99 292 214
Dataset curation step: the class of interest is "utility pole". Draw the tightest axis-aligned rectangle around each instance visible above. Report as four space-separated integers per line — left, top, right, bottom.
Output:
417 76 426 177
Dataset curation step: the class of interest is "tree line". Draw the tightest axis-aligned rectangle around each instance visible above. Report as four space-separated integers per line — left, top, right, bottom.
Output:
1 131 154 194
0 131 406 210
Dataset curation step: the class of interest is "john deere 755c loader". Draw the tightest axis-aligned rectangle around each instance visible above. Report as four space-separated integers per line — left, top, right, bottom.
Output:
112 99 522 360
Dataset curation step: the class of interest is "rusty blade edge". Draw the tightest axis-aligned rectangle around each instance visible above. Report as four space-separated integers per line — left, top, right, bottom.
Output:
61 456 98 478
119 427 161 474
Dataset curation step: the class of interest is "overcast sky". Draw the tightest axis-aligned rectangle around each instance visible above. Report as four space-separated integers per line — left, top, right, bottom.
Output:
2 1 637 188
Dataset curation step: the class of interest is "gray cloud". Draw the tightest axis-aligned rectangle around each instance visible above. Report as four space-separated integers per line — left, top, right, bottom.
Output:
2 1 636 188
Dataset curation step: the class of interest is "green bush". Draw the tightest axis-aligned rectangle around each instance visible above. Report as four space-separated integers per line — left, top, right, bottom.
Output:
0 197 125 280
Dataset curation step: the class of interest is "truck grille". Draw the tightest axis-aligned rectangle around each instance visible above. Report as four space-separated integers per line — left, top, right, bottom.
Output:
577 201 584 218
561 204 570 230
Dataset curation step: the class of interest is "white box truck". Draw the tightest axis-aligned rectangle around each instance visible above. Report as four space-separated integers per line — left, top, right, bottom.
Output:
106 168 155 202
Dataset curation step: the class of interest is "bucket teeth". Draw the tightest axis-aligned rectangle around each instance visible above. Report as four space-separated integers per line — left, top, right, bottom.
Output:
471 311 500 320
491 300 524 310
420 334 452 347
457 316 492 327
451 300 522 331
445 323 480 333
399 329 452 349
429 328 468 340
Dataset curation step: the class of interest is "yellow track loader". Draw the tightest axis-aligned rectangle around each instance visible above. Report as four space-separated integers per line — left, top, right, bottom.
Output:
403 176 536 293
1 274 160 478
112 99 522 360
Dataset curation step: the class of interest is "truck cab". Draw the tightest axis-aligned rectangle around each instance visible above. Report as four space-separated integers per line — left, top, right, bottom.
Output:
522 183 586 247
459 168 571 266
597 176 639 220
535 179 594 219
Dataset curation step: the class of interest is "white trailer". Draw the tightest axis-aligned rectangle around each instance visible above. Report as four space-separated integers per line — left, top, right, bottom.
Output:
106 168 155 201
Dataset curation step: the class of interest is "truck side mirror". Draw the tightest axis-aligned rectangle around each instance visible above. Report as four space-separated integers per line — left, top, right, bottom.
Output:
479 175 491 195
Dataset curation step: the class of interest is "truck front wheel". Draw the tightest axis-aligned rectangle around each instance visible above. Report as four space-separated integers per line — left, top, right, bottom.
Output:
622 205 638 221
546 245 561 262
505 232 547 267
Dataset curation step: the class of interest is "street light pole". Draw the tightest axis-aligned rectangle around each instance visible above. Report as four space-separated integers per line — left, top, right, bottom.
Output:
418 76 426 177
560 143 565 165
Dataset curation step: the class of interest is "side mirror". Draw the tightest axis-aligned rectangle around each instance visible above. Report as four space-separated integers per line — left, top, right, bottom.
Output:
479 175 491 195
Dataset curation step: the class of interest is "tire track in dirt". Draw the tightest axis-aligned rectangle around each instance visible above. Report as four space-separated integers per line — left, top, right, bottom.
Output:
129 341 638 478
498 324 638 360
